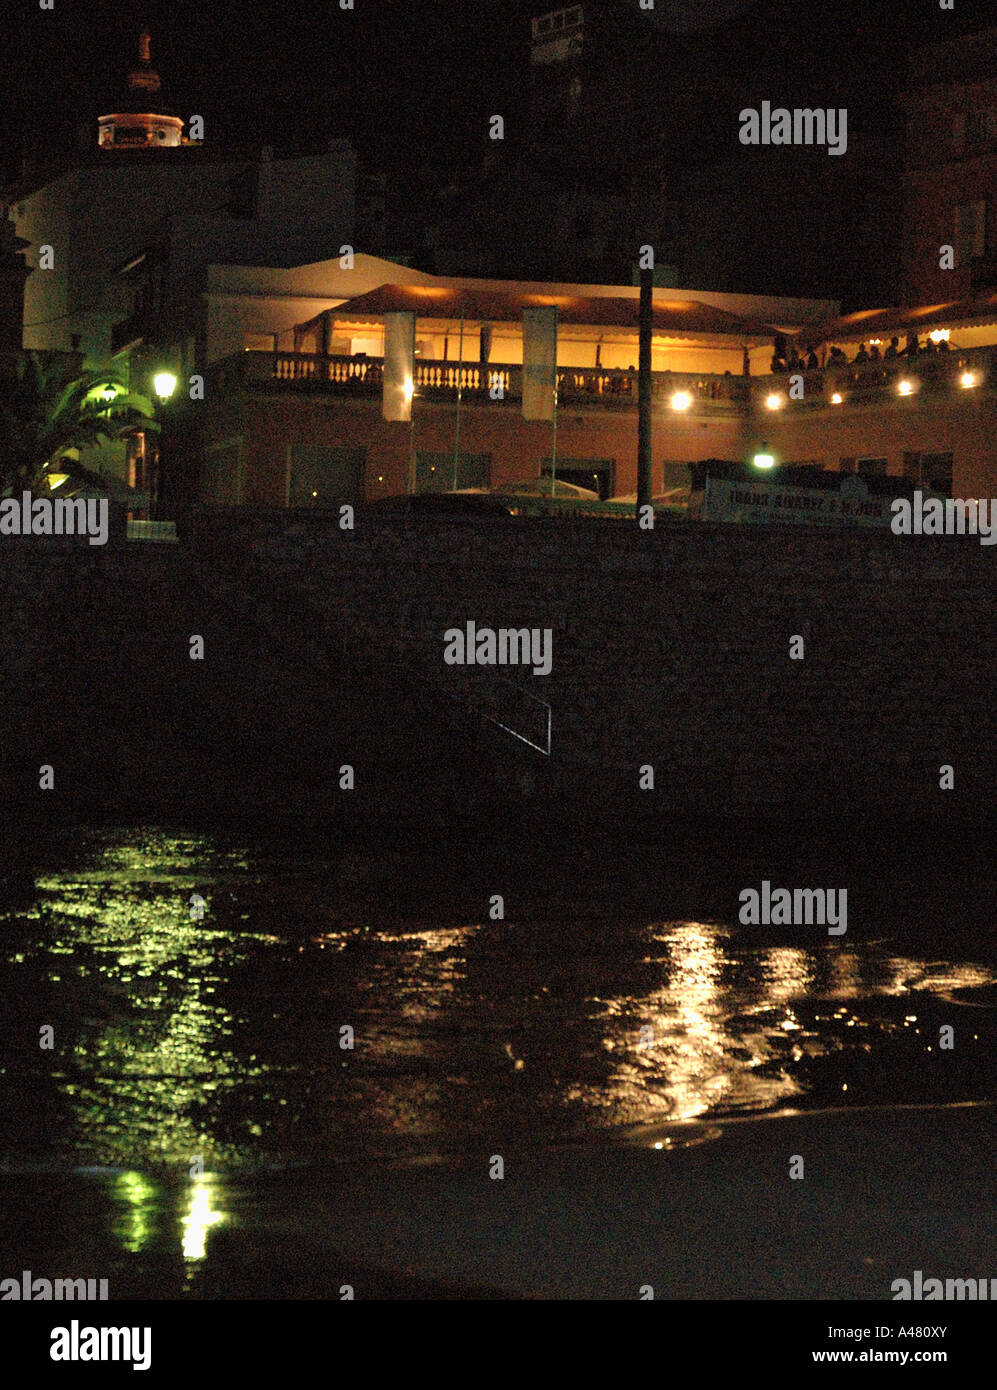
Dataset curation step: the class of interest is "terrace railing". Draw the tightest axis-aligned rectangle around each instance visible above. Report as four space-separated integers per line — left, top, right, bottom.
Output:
754 343 997 407
207 344 997 412
212 353 749 410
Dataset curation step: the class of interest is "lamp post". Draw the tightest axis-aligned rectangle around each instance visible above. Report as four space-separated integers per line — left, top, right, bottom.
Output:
405 377 418 494
152 370 178 518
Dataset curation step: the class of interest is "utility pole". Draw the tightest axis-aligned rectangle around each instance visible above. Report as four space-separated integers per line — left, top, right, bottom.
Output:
637 265 654 509
550 373 559 498
408 392 417 494
453 300 465 490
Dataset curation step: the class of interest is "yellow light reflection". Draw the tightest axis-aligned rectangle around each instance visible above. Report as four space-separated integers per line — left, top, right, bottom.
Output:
182 1177 229 1261
34 834 267 1173
112 1170 158 1253
591 927 820 1128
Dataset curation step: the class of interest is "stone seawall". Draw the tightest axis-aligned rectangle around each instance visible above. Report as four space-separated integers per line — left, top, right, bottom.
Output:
2 512 995 841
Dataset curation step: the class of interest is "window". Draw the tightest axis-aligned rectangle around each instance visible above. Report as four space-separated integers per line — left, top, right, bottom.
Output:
856 457 887 478
661 459 690 490
965 109 997 152
289 446 365 506
955 201 987 262
202 440 243 506
918 452 953 497
244 333 277 352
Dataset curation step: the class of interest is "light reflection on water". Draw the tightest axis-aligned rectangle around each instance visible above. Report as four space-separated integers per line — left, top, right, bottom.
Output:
2 828 995 1258
105 1169 228 1269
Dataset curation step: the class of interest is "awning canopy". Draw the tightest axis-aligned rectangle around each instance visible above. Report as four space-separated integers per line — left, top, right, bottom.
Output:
807 294 997 344
297 283 776 343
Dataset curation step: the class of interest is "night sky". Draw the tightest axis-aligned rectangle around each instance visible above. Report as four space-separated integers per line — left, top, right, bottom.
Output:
4 0 996 299
6 0 993 159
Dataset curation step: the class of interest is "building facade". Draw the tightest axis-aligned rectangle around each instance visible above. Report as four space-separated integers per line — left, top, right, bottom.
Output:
182 253 997 509
900 27 997 306
186 263 835 507
4 31 357 496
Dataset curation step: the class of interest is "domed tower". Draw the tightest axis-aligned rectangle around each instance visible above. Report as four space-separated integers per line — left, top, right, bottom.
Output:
98 31 185 149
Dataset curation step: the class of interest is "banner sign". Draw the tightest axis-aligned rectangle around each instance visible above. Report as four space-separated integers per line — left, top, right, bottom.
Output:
702 475 895 527
522 306 558 421
382 311 416 422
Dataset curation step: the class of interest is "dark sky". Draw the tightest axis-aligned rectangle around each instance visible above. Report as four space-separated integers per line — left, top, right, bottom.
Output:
3 0 995 302
5 0 994 172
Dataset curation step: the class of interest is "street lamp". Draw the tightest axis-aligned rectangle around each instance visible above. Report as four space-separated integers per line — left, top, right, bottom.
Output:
153 371 178 402
150 371 178 519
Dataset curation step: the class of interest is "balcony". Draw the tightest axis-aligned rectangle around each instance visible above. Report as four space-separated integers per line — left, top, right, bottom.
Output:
111 308 155 354
209 352 750 413
204 346 997 417
756 344 997 409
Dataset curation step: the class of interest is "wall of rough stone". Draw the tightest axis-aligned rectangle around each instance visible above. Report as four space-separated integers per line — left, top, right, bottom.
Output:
251 512 997 832
2 513 994 836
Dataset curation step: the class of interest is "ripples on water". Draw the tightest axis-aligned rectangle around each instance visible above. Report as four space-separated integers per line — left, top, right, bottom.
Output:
3 827 994 1189
2 826 995 1289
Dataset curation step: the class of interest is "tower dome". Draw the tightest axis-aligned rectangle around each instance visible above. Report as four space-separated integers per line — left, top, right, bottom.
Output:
98 31 185 149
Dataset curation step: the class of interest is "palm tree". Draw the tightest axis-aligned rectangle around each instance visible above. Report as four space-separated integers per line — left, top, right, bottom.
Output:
0 350 159 497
